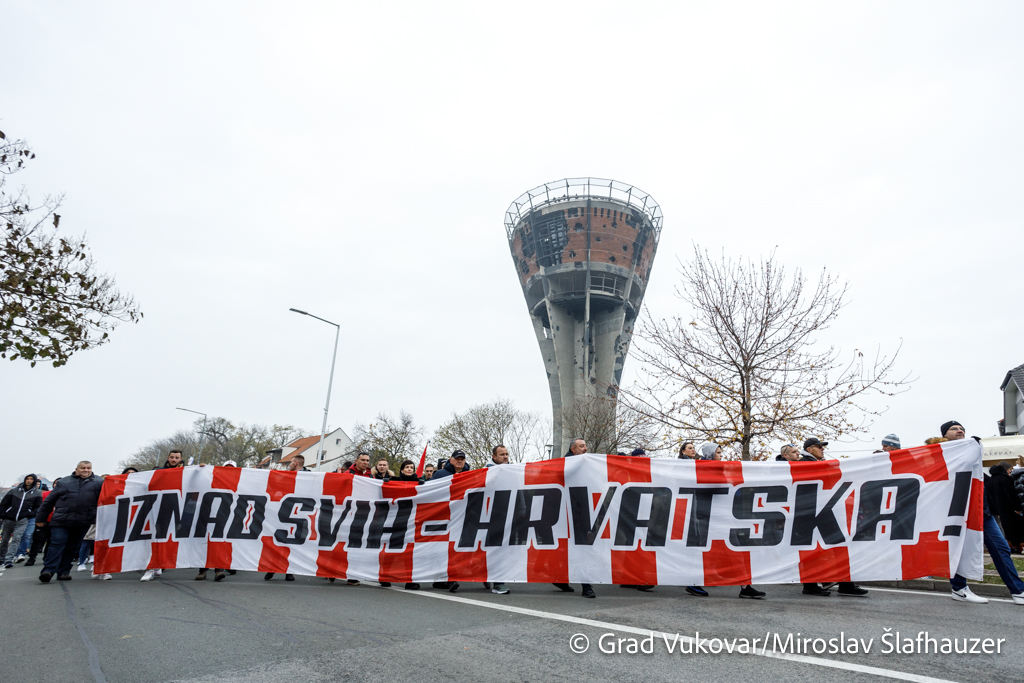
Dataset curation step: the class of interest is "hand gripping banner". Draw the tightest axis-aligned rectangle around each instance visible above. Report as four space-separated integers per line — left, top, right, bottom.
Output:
94 439 984 585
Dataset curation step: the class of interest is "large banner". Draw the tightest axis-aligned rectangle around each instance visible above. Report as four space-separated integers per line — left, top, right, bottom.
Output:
95 439 983 585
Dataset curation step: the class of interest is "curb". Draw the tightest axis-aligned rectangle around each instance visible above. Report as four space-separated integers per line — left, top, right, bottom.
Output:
862 579 1012 598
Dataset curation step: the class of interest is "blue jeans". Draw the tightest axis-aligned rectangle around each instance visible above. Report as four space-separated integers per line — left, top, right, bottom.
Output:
1 519 28 564
78 540 94 565
951 514 1024 595
16 519 35 556
41 525 89 577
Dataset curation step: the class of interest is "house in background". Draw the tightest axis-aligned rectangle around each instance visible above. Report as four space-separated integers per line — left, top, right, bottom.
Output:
261 428 354 471
999 362 1024 436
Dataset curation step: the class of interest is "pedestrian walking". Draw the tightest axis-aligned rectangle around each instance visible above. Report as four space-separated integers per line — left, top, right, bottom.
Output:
35 462 103 583
0 474 42 568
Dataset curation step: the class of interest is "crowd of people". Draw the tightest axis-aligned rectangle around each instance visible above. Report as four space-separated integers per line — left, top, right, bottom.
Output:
2 419 1022 606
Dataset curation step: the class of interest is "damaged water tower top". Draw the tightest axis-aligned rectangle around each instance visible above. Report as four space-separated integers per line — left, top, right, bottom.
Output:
504 178 663 456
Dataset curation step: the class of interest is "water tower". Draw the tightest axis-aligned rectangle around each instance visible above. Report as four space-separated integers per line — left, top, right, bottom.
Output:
505 178 662 456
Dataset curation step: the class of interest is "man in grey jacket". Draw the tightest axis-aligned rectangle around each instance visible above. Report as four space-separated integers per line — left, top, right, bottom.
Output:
0 474 41 568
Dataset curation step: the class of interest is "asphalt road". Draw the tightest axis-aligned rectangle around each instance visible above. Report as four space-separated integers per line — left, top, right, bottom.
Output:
1 564 1021 683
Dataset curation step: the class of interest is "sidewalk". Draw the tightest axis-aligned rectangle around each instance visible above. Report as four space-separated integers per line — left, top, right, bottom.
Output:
863 552 1021 598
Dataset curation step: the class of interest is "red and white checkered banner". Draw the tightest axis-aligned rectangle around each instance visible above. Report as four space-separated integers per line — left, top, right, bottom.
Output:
94 439 983 585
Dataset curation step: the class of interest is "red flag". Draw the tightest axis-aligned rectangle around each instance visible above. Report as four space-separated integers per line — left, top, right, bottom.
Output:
415 441 430 477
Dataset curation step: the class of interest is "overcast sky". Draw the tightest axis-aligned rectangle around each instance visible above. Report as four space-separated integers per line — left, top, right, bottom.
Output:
2 2 1021 484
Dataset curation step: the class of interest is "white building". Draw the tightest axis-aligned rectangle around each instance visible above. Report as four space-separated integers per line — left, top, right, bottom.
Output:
263 428 354 472
1000 362 1024 436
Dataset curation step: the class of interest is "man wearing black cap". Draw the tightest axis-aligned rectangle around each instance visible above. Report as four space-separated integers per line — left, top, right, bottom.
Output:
942 421 1024 604
801 437 827 461
431 450 471 480
797 438 869 598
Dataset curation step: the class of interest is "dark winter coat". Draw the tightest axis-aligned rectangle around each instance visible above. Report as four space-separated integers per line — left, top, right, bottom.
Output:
35 471 104 528
430 461 471 480
394 472 421 483
0 475 42 521
1013 468 1024 510
987 465 1024 545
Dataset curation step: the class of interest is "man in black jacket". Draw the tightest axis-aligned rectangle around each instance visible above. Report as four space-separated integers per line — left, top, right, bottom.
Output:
35 461 104 583
0 474 41 568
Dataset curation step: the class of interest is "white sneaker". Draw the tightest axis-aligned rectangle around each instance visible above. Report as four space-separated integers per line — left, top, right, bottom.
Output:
93 572 112 580
951 587 989 603
13 555 26 564
87 555 94 565
1012 592 1024 605
77 563 88 572
140 569 157 582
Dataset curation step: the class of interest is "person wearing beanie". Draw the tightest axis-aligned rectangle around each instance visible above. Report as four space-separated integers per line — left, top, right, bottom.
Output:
940 421 964 440
881 435 901 452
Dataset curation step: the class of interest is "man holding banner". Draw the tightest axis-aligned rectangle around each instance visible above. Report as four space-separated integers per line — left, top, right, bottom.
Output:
942 420 1024 604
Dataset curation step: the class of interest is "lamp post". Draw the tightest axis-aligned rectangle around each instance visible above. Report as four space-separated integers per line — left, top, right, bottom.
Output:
176 407 207 465
289 308 340 472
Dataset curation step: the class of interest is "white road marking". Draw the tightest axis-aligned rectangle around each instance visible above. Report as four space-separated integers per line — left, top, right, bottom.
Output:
867 586 1016 604
392 588 958 683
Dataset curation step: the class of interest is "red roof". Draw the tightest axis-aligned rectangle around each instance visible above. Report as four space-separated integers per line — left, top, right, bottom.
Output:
279 436 321 463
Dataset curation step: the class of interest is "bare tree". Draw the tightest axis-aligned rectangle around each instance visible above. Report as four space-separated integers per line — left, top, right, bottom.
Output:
349 411 425 472
119 420 308 471
431 398 545 468
560 395 661 456
624 246 910 460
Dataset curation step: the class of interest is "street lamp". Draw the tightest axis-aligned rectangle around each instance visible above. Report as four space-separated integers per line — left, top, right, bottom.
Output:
289 308 340 472
176 407 207 465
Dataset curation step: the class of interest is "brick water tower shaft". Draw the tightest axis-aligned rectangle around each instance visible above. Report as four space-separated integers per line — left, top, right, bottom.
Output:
505 178 663 456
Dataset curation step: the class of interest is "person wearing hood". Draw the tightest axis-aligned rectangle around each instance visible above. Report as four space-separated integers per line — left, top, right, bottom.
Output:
940 420 1024 605
697 442 721 460
0 473 42 568
35 462 103 583
987 462 1024 554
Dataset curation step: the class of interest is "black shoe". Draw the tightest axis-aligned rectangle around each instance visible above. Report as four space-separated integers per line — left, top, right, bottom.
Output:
739 585 766 599
582 585 596 598
449 581 460 593
228 570 237 575
837 583 869 597
636 585 655 592
802 585 831 596
328 577 336 583
347 579 360 585
4 562 12 569
685 586 709 597
285 574 294 581
39 571 52 583
25 559 35 567
405 582 420 590
214 570 226 582
432 581 449 589
553 583 575 593
57 574 72 581
195 570 207 580
264 573 274 580
483 582 492 589
380 582 392 587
